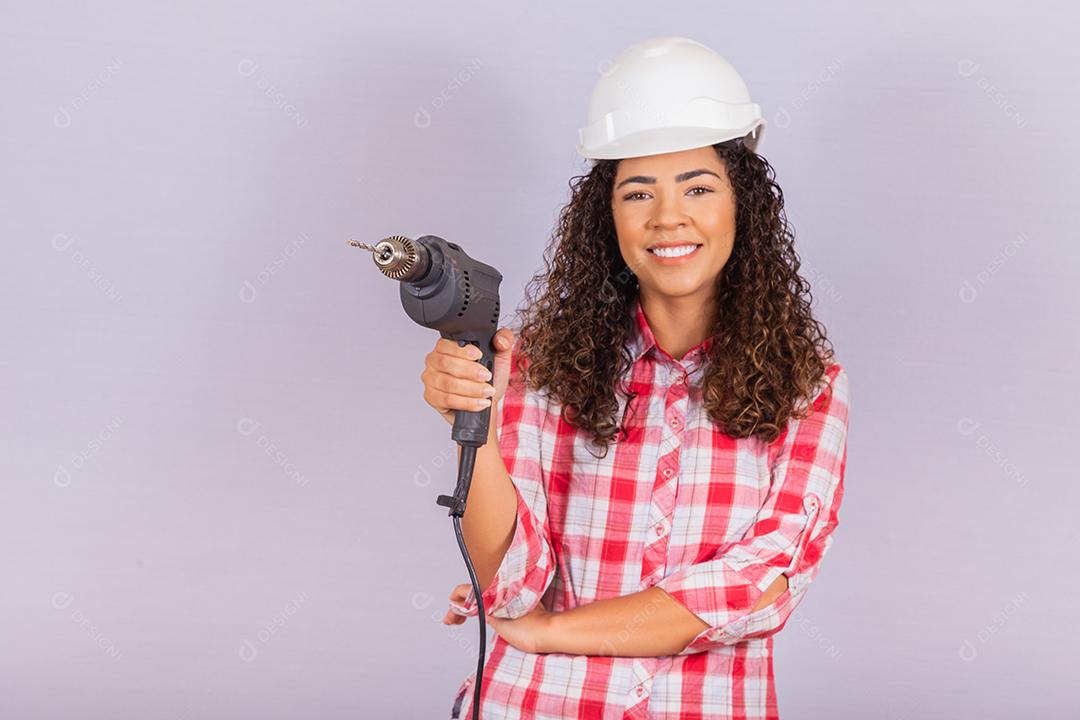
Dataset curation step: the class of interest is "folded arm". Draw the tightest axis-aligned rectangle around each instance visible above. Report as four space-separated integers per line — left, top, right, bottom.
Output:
545 573 789 657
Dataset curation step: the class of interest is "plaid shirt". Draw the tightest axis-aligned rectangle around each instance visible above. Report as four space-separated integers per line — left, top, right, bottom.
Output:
448 298 849 719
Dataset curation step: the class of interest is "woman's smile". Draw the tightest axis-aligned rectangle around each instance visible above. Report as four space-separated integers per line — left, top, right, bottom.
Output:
647 243 703 264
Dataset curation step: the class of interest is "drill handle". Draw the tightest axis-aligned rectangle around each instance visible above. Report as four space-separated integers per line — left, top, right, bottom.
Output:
446 334 496 448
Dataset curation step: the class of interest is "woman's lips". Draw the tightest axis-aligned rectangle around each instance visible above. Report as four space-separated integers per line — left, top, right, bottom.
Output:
646 244 702 265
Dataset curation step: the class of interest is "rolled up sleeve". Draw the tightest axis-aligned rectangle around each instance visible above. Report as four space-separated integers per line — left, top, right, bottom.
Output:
656 365 850 654
448 339 557 620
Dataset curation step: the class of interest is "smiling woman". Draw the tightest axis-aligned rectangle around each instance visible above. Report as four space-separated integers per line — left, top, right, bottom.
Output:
446 36 848 720
509 134 837 446
612 147 738 343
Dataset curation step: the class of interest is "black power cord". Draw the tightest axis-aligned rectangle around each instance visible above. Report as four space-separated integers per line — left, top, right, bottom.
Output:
437 444 486 720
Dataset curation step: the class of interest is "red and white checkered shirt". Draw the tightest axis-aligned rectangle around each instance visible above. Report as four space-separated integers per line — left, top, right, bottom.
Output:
448 297 850 719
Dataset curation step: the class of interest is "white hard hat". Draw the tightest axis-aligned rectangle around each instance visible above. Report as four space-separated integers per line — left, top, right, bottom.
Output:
577 36 766 160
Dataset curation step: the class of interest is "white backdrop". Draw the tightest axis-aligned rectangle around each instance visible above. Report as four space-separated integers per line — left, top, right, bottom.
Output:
2 1 1077 717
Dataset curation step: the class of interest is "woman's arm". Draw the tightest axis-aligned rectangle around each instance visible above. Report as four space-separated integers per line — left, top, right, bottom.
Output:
543 574 788 657
458 419 519 592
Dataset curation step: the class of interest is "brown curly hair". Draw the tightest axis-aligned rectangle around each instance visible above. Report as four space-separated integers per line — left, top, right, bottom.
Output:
507 138 837 452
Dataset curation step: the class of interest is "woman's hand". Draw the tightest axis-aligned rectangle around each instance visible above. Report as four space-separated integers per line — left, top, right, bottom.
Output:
421 328 515 427
443 582 557 655
442 583 472 626
487 606 556 655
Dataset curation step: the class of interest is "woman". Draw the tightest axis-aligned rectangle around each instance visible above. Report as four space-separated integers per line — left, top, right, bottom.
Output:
424 37 849 720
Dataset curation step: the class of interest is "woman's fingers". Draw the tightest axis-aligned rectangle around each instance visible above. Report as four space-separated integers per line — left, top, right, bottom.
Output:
442 583 473 625
448 583 472 602
423 339 497 425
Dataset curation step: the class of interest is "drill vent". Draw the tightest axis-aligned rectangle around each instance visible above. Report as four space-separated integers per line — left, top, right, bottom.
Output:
457 270 471 317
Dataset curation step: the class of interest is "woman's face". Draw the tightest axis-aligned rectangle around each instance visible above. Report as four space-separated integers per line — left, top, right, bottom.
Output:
611 145 736 304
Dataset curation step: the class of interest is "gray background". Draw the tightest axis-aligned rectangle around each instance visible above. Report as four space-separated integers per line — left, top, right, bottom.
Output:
2 1 1077 718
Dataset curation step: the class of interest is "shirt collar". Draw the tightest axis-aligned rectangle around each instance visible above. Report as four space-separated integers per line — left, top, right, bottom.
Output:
627 296 713 368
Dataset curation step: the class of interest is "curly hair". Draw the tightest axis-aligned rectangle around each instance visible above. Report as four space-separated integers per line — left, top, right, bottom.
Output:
507 138 837 453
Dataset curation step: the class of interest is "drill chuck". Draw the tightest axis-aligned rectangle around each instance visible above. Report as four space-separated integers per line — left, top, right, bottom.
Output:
368 234 432 283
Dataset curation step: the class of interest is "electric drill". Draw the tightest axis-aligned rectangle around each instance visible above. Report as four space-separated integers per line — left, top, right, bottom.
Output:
350 233 503 447
348 233 503 719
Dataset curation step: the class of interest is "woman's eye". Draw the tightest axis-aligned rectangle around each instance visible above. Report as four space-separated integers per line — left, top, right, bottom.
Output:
622 186 713 201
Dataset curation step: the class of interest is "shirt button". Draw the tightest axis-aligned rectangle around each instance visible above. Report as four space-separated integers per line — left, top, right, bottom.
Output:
636 686 643 697
663 467 672 477
670 418 680 428
655 525 664 536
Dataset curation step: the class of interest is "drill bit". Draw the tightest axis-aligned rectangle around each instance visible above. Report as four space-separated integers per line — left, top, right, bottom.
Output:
348 239 394 263
347 239 378 252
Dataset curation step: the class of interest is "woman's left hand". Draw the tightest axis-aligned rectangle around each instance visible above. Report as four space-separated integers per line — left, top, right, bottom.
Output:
443 582 557 655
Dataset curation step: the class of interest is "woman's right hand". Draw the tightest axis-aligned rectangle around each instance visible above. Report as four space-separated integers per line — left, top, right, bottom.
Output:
422 327 516 427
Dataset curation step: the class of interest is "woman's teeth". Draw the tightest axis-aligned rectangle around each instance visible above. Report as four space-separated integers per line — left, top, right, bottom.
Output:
649 244 700 258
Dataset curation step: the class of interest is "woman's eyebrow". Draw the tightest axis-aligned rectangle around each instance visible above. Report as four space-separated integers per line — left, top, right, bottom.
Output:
615 168 722 190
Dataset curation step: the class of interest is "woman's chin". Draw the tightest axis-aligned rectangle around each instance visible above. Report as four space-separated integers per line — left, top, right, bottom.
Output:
641 275 712 298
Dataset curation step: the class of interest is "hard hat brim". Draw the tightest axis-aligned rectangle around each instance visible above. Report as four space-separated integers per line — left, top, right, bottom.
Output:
577 121 764 160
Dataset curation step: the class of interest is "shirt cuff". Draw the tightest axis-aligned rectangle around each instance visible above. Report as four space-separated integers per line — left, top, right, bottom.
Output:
447 479 555 619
